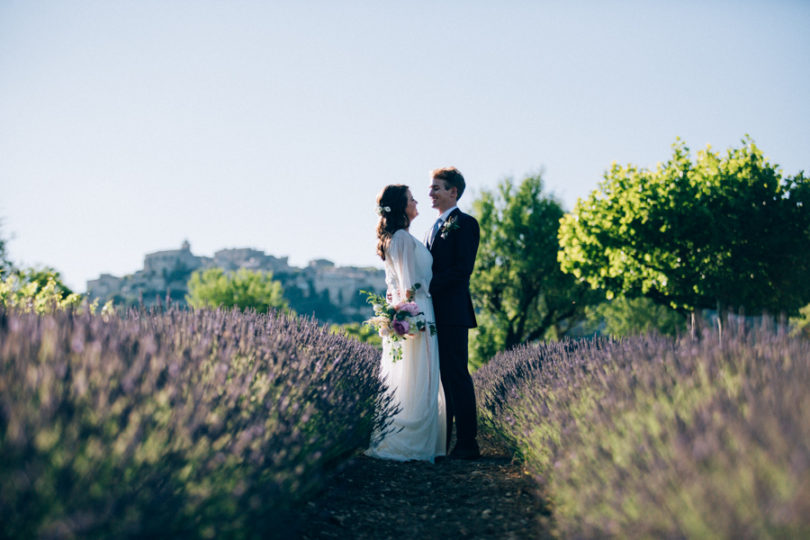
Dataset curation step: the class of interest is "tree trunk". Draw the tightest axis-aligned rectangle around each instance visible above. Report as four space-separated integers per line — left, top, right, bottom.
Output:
690 311 696 339
716 299 723 341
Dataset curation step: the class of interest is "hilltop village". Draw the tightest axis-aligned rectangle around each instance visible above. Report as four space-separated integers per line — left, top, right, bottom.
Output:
86 241 386 324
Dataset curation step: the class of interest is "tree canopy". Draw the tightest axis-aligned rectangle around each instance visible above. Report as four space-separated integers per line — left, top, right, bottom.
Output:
584 296 686 338
186 268 288 314
470 174 598 366
0 221 12 277
0 223 88 312
1 269 85 313
558 137 810 315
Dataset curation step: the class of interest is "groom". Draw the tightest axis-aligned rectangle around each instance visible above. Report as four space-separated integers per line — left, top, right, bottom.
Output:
426 167 481 460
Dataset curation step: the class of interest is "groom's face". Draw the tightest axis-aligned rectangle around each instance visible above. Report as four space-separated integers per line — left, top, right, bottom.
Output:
429 178 457 213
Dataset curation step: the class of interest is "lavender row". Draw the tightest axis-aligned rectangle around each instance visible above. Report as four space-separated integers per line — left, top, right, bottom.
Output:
474 323 810 537
0 307 395 538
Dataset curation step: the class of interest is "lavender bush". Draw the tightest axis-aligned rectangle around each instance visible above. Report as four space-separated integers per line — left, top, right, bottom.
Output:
474 322 810 538
0 306 395 538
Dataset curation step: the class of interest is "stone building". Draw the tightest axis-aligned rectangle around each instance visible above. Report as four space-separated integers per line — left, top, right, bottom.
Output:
86 241 385 324
85 273 122 299
143 240 201 275
211 248 292 274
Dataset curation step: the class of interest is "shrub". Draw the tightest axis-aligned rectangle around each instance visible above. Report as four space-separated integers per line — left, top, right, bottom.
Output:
474 323 810 538
0 306 394 538
790 303 810 338
330 322 382 348
0 271 85 313
187 268 288 314
583 295 687 338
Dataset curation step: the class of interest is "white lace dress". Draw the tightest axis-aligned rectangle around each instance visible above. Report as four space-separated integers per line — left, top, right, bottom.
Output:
366 229 447 462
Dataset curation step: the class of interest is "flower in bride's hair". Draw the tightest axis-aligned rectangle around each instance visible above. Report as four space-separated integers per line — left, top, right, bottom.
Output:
376 205 391 216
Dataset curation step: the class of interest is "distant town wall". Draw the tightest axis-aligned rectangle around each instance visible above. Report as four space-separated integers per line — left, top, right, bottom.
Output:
87 241 386 324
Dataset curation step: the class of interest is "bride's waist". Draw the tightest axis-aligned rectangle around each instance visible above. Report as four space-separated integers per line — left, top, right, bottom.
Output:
391 291 431 302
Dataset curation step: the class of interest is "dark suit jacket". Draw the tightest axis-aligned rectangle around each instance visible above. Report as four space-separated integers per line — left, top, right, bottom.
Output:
428 208 479 328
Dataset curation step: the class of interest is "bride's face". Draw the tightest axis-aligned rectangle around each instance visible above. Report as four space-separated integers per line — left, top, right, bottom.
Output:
405 190 418 222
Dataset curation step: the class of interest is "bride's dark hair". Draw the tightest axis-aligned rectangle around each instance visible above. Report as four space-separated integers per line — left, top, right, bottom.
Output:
376 184 410 261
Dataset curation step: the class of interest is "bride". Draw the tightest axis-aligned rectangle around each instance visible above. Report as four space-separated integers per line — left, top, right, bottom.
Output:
365 184 446 463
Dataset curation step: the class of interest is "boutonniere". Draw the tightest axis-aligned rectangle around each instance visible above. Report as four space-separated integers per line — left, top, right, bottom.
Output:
440 216 461 239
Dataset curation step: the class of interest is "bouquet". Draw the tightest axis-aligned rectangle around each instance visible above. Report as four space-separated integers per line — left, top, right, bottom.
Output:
361 283 436 362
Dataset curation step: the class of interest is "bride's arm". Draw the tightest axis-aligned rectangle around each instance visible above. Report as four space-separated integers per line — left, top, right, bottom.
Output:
387 231 421 302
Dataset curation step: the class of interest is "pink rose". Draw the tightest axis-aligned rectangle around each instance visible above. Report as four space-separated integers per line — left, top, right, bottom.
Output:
398 302 420 316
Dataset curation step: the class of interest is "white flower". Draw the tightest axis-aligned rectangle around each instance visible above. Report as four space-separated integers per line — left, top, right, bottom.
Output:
376 205 392 216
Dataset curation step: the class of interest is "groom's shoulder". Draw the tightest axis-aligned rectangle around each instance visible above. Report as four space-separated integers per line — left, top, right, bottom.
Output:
455 209 479 228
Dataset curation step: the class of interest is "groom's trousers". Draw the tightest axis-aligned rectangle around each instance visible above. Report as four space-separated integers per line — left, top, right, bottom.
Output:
436 324 478 452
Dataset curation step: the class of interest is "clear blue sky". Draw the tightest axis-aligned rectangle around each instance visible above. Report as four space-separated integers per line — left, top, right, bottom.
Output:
2 1 808 292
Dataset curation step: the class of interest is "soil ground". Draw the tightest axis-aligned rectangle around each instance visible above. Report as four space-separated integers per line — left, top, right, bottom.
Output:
293 430 553 539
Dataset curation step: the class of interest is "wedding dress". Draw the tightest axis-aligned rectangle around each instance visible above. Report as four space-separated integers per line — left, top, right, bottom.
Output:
366 229 447 462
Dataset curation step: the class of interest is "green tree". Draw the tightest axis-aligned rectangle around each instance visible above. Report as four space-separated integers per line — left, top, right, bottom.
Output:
470 174 599 367
584 296 686 338
0 223 109 314
790 302 810 338
186 268 288 313
0 221 13 277
330 322 383 348
0 268 87 313
559 137 810 316
16 267 74 297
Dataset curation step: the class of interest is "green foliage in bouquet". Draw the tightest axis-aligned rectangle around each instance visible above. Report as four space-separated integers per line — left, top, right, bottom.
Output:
361 283 436 362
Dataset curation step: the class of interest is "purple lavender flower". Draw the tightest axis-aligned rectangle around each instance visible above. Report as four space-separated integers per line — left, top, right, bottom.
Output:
472 319 810 538
0 305 396 538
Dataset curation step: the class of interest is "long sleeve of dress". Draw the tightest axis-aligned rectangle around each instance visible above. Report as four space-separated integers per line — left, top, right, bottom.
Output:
386 230 423 304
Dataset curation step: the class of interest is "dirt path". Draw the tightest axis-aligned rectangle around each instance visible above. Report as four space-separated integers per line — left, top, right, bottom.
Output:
294 432 552 539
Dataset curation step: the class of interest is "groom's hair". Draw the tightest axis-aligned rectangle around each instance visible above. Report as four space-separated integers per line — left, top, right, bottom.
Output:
431 167 466 199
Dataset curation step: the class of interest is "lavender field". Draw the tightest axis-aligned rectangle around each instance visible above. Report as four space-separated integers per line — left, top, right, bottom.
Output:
474 322 810 538
4 305 809 539
0 307 395 538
